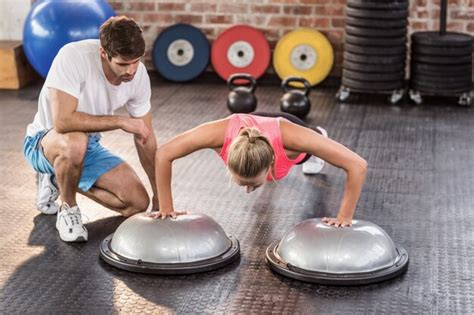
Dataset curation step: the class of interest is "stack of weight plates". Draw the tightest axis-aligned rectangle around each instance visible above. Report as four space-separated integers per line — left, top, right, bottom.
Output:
410 31 473 97
342 0 409 92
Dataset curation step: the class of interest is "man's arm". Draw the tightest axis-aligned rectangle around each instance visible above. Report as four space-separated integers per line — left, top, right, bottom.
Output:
50 88 149 142
133 112 158 210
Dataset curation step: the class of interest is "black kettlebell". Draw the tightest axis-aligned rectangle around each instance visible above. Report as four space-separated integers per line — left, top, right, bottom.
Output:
280 77 311 119
227 73 257 113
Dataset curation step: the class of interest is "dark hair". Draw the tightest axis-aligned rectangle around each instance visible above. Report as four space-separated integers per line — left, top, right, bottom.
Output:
99 16 145 60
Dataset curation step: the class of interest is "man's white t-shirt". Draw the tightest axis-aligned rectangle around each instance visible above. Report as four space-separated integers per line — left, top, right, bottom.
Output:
26 39 151 138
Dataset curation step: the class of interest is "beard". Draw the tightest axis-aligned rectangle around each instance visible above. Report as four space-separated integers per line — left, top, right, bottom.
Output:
120 74 135 82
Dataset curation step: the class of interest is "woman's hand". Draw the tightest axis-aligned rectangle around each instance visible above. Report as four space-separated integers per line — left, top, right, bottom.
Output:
322 216 352 228
149 209 187 219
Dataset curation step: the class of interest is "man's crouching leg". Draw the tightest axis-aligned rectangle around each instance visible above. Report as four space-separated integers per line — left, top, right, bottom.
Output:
82 162 150 218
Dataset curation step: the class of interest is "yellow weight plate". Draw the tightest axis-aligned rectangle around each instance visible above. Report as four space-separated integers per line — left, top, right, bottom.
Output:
273 28 334 87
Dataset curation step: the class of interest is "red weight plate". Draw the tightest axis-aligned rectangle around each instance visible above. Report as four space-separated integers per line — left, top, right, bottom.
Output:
211 25 270 80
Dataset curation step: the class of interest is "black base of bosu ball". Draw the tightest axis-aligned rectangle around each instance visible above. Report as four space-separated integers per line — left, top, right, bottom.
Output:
338 0 409 104
409 31 473 106
265 219 409 286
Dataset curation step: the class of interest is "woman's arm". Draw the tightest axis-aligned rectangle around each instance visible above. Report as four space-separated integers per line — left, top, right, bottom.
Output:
281 120 368 227
152 118 229 219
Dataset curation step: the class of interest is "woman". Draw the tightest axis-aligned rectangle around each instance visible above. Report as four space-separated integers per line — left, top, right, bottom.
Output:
152 113 367 227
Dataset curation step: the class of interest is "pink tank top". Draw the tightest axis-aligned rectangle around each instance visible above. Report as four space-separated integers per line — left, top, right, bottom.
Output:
219 114 306 180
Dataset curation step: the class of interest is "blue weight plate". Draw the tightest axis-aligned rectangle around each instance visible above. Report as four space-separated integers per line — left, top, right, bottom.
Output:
152 24 210 82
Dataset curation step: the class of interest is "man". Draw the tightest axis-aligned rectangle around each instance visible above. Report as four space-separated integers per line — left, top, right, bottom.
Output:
23 16 157 242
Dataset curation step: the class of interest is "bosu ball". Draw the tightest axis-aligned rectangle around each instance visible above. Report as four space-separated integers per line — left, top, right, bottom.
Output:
265 219 408 285
100 213 240 274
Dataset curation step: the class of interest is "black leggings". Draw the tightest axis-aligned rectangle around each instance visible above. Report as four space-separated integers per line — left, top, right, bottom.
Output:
251 112 320 165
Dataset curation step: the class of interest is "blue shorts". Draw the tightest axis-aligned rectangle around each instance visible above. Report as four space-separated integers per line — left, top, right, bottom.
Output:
23 130 124 192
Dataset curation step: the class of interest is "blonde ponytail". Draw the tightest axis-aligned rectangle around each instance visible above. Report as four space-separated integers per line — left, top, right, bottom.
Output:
228 127 275 178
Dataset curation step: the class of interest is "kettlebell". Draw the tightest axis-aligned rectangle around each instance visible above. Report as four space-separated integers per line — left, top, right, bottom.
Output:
280 77 311 119
227 73 257 113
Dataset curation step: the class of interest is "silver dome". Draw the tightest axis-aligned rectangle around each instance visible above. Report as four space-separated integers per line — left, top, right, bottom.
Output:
100 212 239 274
266 219 408 285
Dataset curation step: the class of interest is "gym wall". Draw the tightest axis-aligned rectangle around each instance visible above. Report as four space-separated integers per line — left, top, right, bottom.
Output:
107 0 474 78
0 0 31 40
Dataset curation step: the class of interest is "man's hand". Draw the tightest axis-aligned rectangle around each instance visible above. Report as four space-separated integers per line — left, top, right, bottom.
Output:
322 216 352 228
149 209 187 220
122 117 150 144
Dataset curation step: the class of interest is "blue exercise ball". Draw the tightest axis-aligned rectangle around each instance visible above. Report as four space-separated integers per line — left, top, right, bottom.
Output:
23 0 116 78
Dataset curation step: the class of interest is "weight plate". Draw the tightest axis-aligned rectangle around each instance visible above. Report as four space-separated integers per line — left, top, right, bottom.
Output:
411 31 473 47
411 62 471 74
152 23 210 82
344 43 406 55
412 69 472 79
344 60 405 72
344 51 406 64
346 7 408 19
346 25 407 38
211 25 270 80
342 77 404 90
345 34 406 46
343 69 405 81
411 82 472 94
412 54 472 65
412 44 472 56
411 74 472 86
273 28 334 86
346 16 408 28
347 0 409 10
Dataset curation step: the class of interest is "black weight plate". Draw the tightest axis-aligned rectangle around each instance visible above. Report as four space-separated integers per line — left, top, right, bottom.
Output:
346 25 407 38
343 69 405 81
345 34 406 46
412 54 472 65
344 51 406 64
412 68 472 78
346 7 408 19
411 87 472 95
411 82 472 94
411 31 473 47
411 77 472 88
412 44 472 56
344 60 405 72
344 43 406 55
411 62 472 74
411 75 472 86
346 16 408 28
342 77 404 90
347 0 409 10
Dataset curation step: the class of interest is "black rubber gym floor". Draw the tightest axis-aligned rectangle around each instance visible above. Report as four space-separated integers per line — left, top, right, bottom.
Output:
0 78 473 314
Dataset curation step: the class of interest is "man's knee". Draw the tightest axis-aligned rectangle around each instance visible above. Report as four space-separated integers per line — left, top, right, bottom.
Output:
57 132 88 166
41 131 88 167
122 187 150 217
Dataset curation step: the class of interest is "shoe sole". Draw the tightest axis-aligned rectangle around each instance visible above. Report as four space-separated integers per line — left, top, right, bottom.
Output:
37 205 59 215
36 173 60 214
56 226 88 242
303 163 325 175
58 233 88 242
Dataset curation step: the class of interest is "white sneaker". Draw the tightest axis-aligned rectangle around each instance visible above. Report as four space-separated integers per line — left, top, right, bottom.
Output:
56 203 88 242
316 126 328 139
36 173 59 214
303 126 328 175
